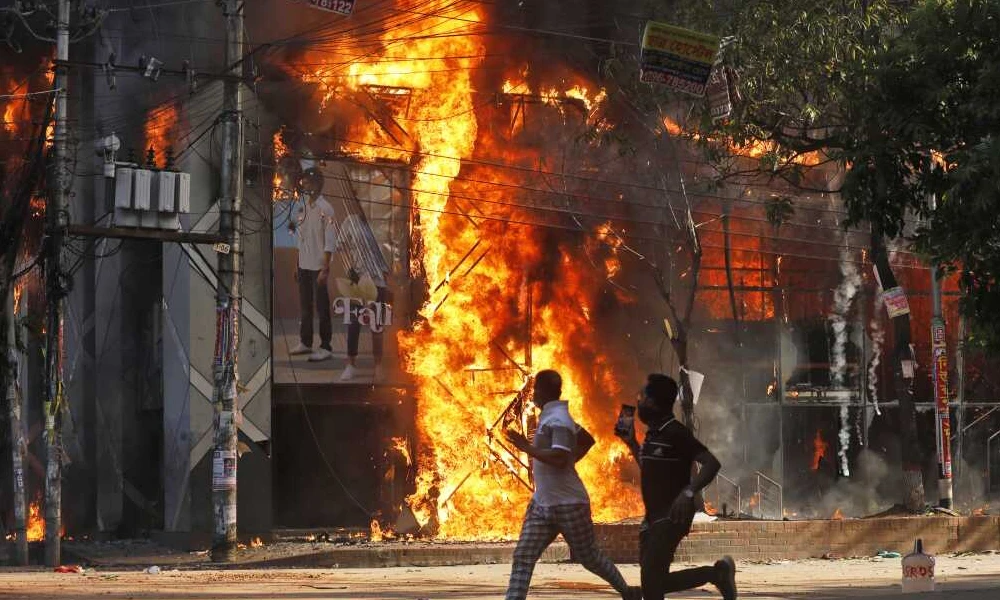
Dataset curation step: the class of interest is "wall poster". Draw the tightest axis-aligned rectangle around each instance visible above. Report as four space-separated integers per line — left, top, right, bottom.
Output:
272 157 411 386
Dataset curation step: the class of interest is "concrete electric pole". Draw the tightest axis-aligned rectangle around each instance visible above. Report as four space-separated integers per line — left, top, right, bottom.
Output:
43 0 71 567
5 291 27 565
210 0 245 563
929 193 954 510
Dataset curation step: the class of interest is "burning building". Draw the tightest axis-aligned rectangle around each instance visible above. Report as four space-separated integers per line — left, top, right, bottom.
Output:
4 0 1000 554
258 0 996 533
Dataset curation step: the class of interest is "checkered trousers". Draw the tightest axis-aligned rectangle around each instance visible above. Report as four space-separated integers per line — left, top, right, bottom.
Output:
505 501 629 600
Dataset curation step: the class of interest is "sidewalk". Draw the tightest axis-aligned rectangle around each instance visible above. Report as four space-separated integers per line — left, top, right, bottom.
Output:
2 553 1000 599
53 538 571 569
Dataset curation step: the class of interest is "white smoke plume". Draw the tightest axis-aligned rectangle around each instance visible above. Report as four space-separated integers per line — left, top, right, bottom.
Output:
830 246 861 477
868 293 885 416
839 405 852 477
830 248 861 387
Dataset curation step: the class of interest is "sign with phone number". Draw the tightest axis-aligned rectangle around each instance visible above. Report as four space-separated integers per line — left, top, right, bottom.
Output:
306 0 355 16
639 69 710 96
639 20 720 96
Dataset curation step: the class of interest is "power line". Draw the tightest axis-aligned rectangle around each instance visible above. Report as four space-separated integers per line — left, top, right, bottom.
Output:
0 87 63 100
265 164 883 255
267 147 848 231
276 133 916 233
271 182 920 269
385 3 641 47
107 0 213 11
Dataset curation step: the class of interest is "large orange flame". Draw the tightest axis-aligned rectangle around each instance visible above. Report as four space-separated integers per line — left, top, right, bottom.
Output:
296 1 639 538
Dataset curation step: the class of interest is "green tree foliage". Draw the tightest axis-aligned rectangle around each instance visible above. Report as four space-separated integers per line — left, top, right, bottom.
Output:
608 0 999 349
864 1 1000 349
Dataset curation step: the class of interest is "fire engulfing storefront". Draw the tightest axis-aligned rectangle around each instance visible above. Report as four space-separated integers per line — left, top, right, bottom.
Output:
5 0 1000 548
257 0 1000 538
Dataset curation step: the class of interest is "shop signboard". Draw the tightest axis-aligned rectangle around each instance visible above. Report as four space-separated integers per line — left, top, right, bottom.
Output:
640 21 720 96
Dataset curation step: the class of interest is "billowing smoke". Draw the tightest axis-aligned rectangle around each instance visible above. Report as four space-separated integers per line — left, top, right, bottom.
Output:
830 246 860 476
838 405 851 477
814 448 895 517
868 292 885 415
830 247 860 387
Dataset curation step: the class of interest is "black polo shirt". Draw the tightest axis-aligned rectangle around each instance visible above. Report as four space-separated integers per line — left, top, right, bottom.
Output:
639 418 708 522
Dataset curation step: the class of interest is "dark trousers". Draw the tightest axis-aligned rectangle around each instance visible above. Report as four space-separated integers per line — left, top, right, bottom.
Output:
346 285 386 359
298 268 331 351
640 517 717 600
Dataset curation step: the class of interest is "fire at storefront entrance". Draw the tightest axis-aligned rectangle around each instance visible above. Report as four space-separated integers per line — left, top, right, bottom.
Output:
6 0 1000 551
251 0 1000 542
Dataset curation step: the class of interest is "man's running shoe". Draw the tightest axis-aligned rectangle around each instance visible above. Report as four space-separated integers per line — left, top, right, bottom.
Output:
714 555 737 600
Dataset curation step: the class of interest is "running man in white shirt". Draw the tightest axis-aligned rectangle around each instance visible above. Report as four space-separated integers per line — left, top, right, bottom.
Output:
288 168 337 362
503 370 641 600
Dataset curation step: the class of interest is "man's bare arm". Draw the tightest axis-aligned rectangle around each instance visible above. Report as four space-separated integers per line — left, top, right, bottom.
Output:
504 430 572 469
615 427 641 464
688 449 721 494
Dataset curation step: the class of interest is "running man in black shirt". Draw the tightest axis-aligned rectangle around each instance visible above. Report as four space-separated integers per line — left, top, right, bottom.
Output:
616 374 737 600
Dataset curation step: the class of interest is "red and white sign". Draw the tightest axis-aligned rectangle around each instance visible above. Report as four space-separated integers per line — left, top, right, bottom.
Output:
931 318 952 479
882 286 910 318
903 564 935 579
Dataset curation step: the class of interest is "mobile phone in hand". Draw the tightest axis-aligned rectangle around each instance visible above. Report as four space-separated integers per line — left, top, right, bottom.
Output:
614 404 636 437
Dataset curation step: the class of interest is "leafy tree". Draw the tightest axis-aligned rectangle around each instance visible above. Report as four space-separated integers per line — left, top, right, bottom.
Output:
673 0 1000 510
551 0 998 511
600 0 929 508
858 0 1000 351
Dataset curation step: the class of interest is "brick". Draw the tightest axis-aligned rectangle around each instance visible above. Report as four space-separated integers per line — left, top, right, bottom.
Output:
590 516 1000 564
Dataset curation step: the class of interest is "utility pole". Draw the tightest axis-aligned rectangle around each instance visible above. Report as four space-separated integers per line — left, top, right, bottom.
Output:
871 228 925 511
5 291 27 565
44 0 71 567
929 193 954 509
210 0 244 563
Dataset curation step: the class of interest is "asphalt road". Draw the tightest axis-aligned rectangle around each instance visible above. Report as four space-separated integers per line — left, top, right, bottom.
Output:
2 554 1000 599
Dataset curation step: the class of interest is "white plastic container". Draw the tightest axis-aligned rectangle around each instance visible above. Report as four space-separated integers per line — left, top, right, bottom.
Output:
901 539 935 593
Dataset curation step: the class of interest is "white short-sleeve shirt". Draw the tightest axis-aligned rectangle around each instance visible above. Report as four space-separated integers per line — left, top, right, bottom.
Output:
295 195 337 271
531 400 590 507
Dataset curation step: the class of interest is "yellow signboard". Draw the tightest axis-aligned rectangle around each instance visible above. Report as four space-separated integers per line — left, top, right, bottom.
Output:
640 21 720 96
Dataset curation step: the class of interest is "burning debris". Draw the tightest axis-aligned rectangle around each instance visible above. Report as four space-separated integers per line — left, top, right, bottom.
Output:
26 499 44 542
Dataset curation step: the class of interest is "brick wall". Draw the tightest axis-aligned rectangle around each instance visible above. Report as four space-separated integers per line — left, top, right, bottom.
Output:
594 517 1000 564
